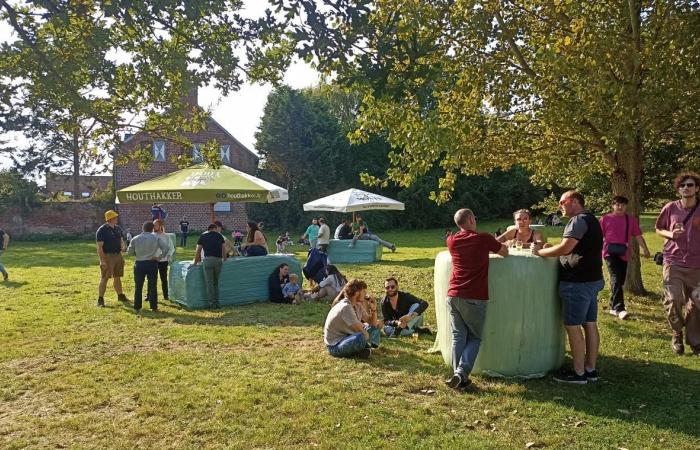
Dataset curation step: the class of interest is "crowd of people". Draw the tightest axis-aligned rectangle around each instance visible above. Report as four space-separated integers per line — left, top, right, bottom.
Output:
8 170 693 386
321 171 700 390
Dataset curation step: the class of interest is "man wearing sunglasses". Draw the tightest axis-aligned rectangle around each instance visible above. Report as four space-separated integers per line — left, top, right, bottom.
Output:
380 276 431 338
532 191 604 384
655 171 700 356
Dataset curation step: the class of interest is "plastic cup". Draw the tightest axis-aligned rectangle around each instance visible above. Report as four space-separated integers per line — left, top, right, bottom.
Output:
412 332 419 343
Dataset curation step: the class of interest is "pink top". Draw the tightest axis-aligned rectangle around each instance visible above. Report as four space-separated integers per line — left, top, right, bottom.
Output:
655 200 700 268
599 213 642 262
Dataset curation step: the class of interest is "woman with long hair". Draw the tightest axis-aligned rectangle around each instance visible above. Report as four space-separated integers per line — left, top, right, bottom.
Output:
152 219 175 300
268 263 291 303
241 221 268 256
324 279 380 358
497 209 545 249
307 264 346 300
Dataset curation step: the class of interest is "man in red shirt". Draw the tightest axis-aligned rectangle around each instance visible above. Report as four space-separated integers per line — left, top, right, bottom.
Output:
445 208 508 390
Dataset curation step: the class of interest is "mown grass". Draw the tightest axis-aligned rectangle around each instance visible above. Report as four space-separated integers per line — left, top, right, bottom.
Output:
0 221 698 449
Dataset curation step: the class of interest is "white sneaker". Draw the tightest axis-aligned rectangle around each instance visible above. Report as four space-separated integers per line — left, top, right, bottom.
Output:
618 310 629 320
608 309 618 317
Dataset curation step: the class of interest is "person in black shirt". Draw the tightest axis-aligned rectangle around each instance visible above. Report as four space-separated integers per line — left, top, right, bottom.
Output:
380 276 431 337
268 263 291 303
533 190 604 385
95 210 129 307
335 218 354 240
194 223 227 309
179 216 190 247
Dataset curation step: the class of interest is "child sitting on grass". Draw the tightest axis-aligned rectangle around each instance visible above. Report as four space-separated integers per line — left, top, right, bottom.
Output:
282 273 302 304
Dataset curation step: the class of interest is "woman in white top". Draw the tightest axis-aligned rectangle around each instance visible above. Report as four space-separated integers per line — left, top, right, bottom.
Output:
307 264 347 300
153 219 175 300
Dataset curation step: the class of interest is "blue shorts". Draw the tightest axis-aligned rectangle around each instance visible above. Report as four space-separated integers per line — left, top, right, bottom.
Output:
559 280 604 326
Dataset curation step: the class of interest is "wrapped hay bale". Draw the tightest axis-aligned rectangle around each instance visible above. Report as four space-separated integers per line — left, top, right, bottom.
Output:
327 239 382 264
430 250 565 378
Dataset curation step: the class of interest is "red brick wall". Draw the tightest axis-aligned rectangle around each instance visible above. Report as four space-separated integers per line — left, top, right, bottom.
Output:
115 117 259 234
0 203 106 236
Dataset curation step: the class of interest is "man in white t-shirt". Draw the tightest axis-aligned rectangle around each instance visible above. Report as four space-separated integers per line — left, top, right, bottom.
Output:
317 217 331 252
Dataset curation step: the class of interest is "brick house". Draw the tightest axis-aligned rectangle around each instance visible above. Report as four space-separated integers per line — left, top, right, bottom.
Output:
114 89 259 235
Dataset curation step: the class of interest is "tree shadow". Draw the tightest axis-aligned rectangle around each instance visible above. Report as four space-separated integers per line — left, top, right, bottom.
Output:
376 258 436 268
0 280 29 288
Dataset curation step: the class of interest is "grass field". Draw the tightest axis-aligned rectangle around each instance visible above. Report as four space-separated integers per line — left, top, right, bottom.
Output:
0 218 699 449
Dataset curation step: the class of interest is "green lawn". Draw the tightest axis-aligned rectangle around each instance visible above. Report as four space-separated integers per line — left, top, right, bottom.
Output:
0 222 698 449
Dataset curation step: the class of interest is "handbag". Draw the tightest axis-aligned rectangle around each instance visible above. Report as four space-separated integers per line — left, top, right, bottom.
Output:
606 214 629 257
655 202 700 266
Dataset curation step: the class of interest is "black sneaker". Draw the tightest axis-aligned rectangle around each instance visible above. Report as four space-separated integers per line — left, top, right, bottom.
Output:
417 327 433 335
2 272 8 281
457 377 473 391
444 373 464 389
117 293 129 303
357 348 371 359
585 369 598 381
97 297 105 307
553 370 587 385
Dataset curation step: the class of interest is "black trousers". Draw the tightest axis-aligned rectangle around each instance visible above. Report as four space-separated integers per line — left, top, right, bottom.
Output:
605 255 628 312
180 232 187 247
134 260 158 310
157 261 169 300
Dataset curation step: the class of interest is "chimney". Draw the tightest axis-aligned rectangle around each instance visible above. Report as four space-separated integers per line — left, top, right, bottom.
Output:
181 85 198 110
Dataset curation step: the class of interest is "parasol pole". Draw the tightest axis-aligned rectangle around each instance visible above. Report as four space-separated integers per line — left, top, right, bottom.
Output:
209 203 216 224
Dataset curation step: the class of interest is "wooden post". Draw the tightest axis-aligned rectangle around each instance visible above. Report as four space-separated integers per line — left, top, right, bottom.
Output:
209 203 216 224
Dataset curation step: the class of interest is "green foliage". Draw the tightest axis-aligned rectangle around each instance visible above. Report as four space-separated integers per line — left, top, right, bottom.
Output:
249 84 546 230
0 169 41 212
0 0 292 171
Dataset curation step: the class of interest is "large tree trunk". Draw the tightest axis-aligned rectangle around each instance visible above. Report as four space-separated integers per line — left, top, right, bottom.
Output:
611 138 646 295
72 125 80 198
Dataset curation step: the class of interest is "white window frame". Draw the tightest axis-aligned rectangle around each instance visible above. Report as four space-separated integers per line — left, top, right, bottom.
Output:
192 144 202 162
153 140 166 161
213 202 231 212
220 145 230 164
81 192 90 198
63 191 73 197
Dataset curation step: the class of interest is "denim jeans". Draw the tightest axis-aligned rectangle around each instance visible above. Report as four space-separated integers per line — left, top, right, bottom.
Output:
180 232 187 247
559 279 604 326
365 324 381 347
327 331 367 357
134 260 158 310
605 256 627 312
0 250 6 276
202 257 222 308
447 297 487 378
351 233 394 249
383 303 424 336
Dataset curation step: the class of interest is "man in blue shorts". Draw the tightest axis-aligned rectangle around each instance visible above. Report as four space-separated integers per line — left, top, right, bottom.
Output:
533 190 604 384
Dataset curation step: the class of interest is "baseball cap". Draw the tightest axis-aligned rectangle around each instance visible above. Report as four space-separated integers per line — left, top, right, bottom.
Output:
104 210 119 221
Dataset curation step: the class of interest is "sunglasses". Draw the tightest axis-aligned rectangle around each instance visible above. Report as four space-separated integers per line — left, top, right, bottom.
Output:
679 182 696 188
384 285 397 290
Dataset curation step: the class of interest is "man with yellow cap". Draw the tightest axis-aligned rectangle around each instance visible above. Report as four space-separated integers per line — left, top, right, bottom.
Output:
96 210 129 306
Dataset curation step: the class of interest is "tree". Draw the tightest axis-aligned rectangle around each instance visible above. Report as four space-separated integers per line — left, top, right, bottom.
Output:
0 0 292 172
276 0 700 293
0 169 40 211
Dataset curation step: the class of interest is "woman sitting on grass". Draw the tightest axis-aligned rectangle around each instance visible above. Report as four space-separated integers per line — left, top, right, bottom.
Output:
305 264 347 300
268 263 290 303
323 279 380 359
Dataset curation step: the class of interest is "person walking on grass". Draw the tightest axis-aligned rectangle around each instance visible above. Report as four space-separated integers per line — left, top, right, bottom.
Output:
96 210 129 307
302 218 320 250
194 223 227 309
445 208 508 391
532 191 604 384
127 221 170 312
600 196 651 320
0 227 10 281
655 171 700 356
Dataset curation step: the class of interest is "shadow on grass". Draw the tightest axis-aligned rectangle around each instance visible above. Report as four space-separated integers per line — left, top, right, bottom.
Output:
0 280 28 288
376 258 436 268
493 354 700 439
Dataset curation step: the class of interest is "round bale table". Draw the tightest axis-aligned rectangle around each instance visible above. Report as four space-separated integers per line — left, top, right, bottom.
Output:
430 249 565 378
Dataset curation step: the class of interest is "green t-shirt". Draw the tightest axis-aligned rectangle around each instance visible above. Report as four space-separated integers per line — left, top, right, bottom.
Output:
305 224 320 240
352 221 368 233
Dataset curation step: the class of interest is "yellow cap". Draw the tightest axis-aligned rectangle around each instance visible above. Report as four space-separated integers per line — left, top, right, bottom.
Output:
104 210 119 221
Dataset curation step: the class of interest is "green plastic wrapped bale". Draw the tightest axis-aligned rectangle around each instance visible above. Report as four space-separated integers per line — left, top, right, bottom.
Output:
169 255 302 309
430 250 565 378
327 239 382 264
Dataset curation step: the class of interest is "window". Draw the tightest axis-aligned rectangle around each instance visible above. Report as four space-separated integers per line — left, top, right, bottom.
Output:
63 191 72 197
192 144 202 162
220 145 230 164
153 141 166 161
81 192 90 198
213 202 231 212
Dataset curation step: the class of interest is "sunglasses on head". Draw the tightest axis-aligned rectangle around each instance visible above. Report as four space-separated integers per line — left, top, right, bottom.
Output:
679 182 696 188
